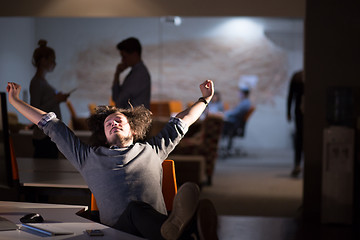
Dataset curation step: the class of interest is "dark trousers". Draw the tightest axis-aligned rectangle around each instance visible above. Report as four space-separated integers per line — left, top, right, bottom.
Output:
33 136 59 159
113 201 197 240
222 120 245 151
113 201 167 240
294 113 303 166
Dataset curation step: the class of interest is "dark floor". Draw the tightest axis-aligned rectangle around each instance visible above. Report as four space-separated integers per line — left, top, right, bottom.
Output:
201 147 303 217
200 146 358 240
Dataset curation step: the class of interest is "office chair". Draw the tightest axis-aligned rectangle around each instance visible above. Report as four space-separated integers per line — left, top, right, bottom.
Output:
89 159 178 222
88 103 97 115
66 101 89 130
161 159 178 211
0 136 22 201
9 136 20 186
222 106 255 157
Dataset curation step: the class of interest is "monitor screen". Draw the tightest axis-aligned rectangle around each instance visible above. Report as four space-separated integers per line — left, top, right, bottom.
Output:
0 92 12 188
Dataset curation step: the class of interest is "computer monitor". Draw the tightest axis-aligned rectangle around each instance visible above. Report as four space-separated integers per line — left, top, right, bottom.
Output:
0 92 13 188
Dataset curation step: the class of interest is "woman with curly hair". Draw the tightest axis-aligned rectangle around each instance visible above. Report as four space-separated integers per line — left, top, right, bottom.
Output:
7 80 218 240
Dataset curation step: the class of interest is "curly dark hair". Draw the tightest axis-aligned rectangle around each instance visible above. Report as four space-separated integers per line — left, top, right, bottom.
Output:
87 105 152 147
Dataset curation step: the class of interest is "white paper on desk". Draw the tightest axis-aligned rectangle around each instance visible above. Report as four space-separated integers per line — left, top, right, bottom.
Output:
21 223 73 236
0 217 18 231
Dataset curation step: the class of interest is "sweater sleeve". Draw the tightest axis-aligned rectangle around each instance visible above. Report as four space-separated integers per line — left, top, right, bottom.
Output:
147 117 188 161
38 113 92 171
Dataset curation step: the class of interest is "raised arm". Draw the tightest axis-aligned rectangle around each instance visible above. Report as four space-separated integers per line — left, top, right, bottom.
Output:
7 82 46 124
175 80 214 126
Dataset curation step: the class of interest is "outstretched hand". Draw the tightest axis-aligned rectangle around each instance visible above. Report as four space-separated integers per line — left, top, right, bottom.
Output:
174 80 215 126
6 82 47 124
199 80 214 100
6 82 21 104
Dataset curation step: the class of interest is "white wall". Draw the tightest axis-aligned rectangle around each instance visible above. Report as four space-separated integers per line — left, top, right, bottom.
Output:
33 17 161 122
0 17 35 123
0 17 303 150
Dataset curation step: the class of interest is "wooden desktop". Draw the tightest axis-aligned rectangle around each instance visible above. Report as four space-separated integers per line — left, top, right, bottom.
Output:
0 201 145 239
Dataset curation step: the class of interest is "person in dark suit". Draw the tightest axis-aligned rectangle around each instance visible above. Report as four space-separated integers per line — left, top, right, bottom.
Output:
287 70 304 177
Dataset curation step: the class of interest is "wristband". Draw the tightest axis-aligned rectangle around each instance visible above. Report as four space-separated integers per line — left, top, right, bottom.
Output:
198 97 208 105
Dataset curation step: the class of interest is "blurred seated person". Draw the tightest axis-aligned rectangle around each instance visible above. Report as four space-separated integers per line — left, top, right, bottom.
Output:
199 91 224 121
222 86 251 136
207 91 224 115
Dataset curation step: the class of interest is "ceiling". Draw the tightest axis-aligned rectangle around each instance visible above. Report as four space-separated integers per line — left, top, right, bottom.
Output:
1 0 305 17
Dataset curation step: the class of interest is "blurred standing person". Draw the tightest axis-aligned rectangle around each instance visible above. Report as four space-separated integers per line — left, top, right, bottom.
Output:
112 37 151 109
287 70 304 177
30 39 69 158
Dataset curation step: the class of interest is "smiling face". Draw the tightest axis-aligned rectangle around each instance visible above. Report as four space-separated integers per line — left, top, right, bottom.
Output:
104 112 134 147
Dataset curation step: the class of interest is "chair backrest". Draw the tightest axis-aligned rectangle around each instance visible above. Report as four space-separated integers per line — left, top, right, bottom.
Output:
161 159 178 211
0 135 21 201
9 136 19 183
66 100 77 118
168 100 183 116
88 103 97 115
241 105 256 136
201 115 224 183
90 159 178 216
109 97 116 107
244 106 255 122
231 105 256 137
66 101 89 130
0 92 21 200
150 101 171 117
0 92 18 190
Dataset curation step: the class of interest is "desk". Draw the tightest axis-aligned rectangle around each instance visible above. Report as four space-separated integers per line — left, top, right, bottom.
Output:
17 158 90 206
0 201 144 239
14 160 292 239
17 158 87 189
168 154 206 186
11 130 92 158
0 201 297 240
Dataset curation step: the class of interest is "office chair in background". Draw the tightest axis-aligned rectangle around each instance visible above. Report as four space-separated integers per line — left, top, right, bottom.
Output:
221 106 255 158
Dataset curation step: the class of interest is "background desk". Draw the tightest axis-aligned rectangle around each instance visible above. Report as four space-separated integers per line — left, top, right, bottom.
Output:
11 130 92 158
17 158 90 206
17 158 87 189
0 201 144 239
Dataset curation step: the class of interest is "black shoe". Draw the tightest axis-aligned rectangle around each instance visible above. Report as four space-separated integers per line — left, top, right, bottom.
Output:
161 182 200 240
196 199 218 240
291 166 301 178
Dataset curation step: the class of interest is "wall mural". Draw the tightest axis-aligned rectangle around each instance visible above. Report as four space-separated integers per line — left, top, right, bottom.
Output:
64 34 288 111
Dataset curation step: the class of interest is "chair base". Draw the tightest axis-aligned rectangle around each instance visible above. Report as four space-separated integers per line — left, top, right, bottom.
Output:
218 137 248 159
